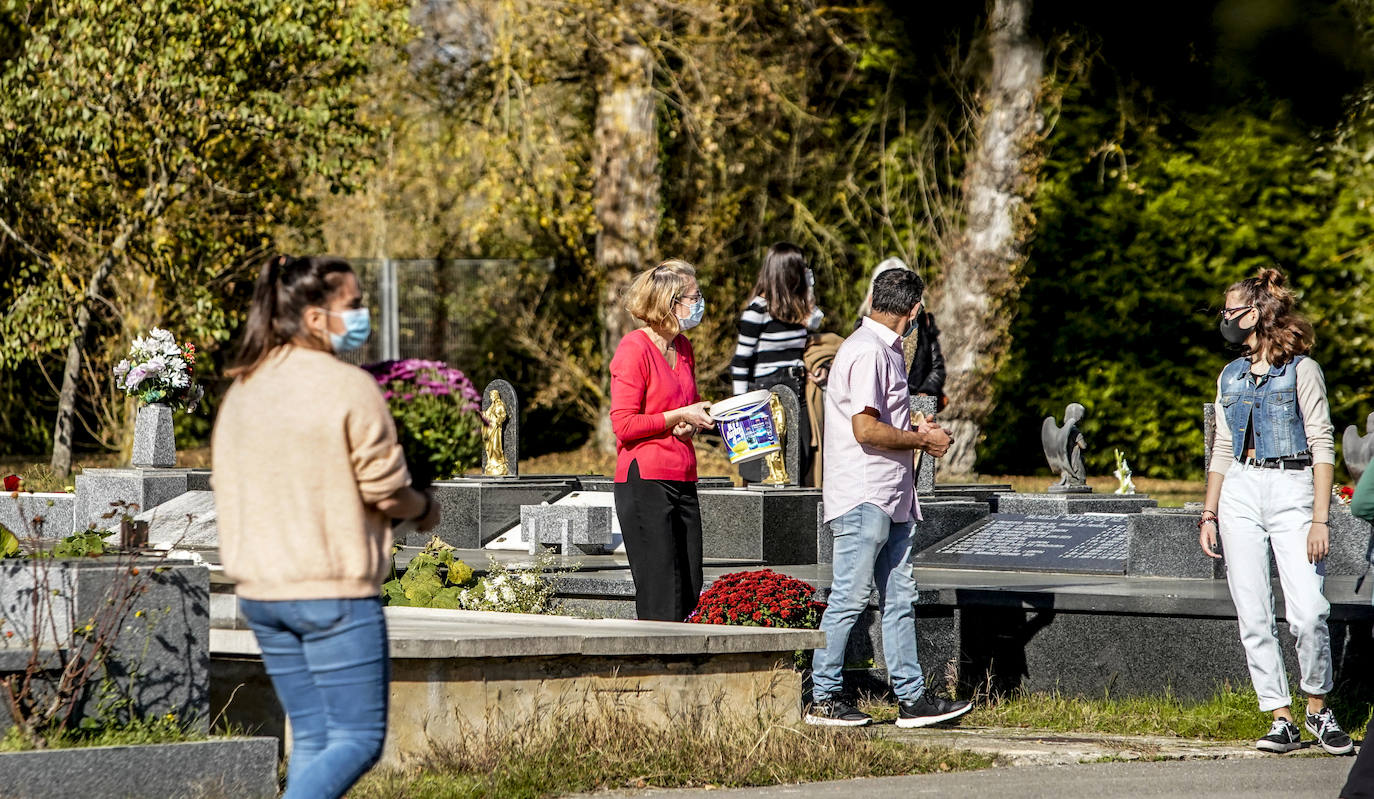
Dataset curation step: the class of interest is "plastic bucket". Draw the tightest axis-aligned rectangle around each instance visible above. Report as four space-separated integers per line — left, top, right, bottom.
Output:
710 389 779 464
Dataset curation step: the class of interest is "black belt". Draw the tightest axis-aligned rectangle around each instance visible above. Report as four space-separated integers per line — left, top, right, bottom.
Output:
1239 456 1313 470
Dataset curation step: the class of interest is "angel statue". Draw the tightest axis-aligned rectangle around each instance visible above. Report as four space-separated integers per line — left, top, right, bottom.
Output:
482 390 512 477
1342 411 1374 483
1042 402 1089 493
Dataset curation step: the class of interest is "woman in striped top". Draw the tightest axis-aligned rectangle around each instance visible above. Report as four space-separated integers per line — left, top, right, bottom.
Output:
730 241 823 484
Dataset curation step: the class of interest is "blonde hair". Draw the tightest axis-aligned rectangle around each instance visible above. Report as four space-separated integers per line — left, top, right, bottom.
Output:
625 259 697 332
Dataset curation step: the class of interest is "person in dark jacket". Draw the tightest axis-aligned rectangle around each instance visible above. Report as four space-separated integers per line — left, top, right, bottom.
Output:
1340 463 1374 798
854 258 947 409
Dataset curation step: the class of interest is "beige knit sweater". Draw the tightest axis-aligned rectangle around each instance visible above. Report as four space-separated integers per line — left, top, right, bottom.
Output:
211 345 410 600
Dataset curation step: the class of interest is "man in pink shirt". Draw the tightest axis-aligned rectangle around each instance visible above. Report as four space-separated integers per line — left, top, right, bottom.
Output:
805 267 973 728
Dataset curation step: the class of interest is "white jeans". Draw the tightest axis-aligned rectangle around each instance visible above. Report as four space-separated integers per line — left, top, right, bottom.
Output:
1218 464 1333 712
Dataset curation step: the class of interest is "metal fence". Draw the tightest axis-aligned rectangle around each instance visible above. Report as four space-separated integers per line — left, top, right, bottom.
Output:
339 258 554 369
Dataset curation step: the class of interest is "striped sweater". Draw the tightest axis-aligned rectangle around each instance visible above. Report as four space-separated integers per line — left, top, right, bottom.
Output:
730 297 809 395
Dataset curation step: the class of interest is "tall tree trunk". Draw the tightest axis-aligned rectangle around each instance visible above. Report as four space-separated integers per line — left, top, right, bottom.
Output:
592 3 660 454
50 181 167 477
932 0 1043 475
50 256 118 478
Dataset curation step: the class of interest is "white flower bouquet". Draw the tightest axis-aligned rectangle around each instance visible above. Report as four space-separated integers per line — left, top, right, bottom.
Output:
113 328 204 411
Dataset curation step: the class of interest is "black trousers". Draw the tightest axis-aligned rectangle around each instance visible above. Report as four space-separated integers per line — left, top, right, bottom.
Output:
613 460 704 621
1342 717 1374 798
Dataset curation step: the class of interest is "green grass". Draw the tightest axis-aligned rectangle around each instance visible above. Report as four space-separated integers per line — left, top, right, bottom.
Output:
0 714 211 752
350 708 992 799
861 685 1373 741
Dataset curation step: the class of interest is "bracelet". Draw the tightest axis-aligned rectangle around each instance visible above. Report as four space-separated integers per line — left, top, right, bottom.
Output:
1196 518 1218 530
410 492 433 523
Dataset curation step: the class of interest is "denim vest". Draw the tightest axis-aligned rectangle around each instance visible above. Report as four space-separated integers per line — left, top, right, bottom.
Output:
1218 355 1309 461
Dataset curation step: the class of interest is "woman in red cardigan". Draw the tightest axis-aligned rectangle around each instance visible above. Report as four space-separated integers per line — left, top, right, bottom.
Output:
610 259 715 621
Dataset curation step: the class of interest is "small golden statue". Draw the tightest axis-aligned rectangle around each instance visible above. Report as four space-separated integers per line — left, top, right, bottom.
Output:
761 391 790 485
482 389 512 476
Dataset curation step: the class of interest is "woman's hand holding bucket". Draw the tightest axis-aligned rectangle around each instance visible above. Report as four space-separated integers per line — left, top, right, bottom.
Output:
669 400 714 430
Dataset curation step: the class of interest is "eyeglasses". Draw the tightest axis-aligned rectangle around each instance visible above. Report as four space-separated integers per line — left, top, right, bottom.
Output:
675 293 703 304
1218 305 1253 319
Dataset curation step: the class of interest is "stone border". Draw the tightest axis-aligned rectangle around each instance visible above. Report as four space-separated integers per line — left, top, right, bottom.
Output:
0 737 278 799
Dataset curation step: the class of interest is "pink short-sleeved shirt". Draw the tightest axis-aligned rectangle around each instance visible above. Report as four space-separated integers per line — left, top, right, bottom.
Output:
822 316 920 524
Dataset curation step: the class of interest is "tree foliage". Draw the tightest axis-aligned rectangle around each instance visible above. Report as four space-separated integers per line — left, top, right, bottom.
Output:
0 0 410 455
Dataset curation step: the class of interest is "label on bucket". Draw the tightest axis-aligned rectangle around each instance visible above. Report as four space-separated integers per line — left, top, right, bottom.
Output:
718 405 780 464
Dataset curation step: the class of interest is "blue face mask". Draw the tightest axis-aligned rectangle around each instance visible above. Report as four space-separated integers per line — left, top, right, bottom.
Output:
327 308 371 353
679 297 705 331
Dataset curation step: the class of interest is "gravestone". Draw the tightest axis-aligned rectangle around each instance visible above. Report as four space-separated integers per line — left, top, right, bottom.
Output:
131 403 177 468
995 492 1156 516
1126 508 1224 578
0 493 77 539
522 504 614 555
481 379 520 477
74 468 189 532
1342 412 1374 483
417 477 578 549
0 558 210 733
763 384 802 486
100 490 218 549
910 394 938 494
913 513 1131 574
699 487 820 564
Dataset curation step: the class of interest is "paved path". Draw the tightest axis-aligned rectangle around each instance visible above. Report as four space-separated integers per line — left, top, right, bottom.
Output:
597 757 1357 798
589 726 1363 799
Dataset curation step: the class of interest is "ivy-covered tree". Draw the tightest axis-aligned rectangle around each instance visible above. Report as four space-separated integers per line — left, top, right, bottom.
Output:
0 0 410 474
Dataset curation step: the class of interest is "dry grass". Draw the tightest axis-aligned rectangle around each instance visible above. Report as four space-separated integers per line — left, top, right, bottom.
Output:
351 701 991 799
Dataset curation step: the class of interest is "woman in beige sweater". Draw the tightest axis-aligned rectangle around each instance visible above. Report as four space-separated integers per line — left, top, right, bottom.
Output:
212 255 439 799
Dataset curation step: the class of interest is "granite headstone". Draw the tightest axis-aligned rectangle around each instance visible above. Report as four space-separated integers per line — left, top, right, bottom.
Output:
74 468 190 532
764 384 802 486
482 379 520 477
699 487 821 564
910 394 938 493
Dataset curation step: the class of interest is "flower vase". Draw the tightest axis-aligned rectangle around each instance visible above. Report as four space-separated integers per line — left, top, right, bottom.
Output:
131 403 177 468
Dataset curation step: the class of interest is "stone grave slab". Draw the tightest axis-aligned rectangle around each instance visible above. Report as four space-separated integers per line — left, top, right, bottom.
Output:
699 487 821 564
995 492 1156 516
575 475 734 493
100 490 218 549
913 513 1131 575
932 483 1015 511
416 477 577 549
522 504 613 555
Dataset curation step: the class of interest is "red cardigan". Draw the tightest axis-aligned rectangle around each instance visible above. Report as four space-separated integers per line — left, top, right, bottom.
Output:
609 329 702 482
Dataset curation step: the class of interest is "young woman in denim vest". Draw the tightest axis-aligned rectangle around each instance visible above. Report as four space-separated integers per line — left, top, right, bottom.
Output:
1199 267 1352 756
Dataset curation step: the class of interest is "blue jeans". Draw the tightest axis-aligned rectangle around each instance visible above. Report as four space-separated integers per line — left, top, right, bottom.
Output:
811 503 924 702
239 597 390 799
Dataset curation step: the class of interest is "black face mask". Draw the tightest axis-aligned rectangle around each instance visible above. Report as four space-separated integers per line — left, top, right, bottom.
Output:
1219 314 1254 345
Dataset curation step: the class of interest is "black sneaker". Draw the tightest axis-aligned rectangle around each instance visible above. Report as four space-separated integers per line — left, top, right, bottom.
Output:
896 691 973 728
804 697 871 727
1305 708 1354 755
1256 717 1302 753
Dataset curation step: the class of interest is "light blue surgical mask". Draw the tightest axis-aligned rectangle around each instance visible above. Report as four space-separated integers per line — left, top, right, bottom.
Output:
327 307 371 353
678 297 705 331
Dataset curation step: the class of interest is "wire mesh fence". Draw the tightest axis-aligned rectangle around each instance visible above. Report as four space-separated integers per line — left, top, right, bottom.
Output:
338 258 554 370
